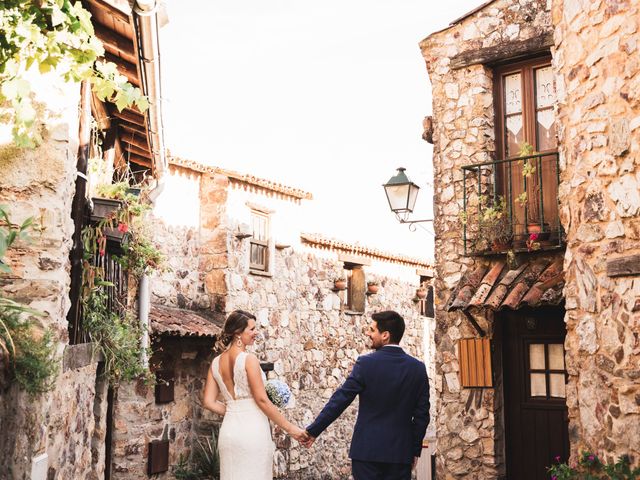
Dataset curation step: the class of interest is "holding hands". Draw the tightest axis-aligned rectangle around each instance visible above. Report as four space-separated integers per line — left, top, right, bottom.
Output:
287 425 315 448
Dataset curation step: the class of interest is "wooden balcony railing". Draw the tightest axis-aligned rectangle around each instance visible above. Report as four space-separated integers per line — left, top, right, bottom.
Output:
461 151 565 256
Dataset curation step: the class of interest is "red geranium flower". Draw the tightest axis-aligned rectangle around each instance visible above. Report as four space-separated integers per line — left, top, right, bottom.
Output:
117 222 129 233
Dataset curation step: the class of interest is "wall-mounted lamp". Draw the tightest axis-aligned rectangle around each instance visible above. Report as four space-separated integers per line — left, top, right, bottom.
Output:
383 167 433 228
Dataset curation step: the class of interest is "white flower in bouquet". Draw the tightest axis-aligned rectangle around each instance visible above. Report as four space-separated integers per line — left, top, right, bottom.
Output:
265 379 291 408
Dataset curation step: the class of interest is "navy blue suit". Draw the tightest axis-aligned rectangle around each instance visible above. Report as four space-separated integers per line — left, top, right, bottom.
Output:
306 345 430 471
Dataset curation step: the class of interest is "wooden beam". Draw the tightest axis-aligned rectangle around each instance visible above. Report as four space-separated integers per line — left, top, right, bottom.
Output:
607 254 640 277
84 0 131 24
450 33 554 70
104 51 139 86
91 93 111 130
94 24 136 64
111 109 145 127
122 142 152 159
120 132 150 152
119 121 147 137
127 153 152 168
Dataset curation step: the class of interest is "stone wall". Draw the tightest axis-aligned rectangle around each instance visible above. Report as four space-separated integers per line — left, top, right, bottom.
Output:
0 77 106 479
110 338 216 478
141 168 431 479
420 1 554 478
552 0 640 463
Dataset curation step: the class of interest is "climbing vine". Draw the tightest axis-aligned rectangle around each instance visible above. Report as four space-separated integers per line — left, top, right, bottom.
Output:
0 0 148 147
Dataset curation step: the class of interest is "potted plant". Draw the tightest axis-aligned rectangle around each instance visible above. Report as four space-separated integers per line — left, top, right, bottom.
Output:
333 277 347 291
477 196 513 252
366 281 379 294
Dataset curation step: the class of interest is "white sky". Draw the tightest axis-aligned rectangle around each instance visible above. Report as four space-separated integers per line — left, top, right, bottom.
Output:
160 0 481 261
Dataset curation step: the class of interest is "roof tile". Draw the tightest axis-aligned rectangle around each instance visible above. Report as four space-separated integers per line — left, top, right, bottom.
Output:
150 304 224 338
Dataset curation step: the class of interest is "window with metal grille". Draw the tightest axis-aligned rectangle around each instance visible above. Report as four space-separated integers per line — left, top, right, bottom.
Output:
249 211 270 272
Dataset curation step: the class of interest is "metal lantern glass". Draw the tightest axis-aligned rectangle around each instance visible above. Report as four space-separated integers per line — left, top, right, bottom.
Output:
383 167 420 220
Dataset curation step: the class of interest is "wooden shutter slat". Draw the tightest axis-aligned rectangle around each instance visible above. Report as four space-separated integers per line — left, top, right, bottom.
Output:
350 267 365 313
458 338 493 388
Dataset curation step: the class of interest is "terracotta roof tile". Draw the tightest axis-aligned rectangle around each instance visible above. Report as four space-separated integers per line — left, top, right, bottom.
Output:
169 156 313 201
300 233 433 268
447 258 564 312
150 304 224 338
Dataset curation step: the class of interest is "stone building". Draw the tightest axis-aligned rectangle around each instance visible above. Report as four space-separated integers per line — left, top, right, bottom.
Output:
0 1 168 479
109 157 435 478
420 0 640 478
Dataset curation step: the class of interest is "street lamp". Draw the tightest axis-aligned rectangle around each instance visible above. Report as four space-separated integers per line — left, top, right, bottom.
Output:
383 167 432 227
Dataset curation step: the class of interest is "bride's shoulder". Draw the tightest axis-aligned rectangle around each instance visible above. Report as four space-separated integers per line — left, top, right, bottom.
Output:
242 352 260 368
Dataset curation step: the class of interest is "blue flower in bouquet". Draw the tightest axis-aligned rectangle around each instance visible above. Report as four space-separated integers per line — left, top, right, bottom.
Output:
265 379 291 408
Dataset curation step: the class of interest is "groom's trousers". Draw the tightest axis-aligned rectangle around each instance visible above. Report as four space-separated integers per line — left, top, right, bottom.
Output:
351 460 412 480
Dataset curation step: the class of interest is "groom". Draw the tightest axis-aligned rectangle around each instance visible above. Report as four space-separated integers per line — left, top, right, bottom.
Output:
303 310 430 480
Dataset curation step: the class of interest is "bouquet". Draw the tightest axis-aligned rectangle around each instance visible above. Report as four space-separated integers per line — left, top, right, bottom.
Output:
265 379 291 408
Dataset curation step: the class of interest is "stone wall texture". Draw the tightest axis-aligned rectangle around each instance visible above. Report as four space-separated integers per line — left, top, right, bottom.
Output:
553 0 640 464
142 170 431 479
420 1 554 478
422 0 640 477
0 78 106 479
110 339 216 478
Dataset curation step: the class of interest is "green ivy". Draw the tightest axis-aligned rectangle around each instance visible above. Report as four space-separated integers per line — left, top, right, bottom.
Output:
0 0 148 147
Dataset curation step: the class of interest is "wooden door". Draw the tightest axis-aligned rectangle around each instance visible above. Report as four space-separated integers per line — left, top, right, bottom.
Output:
502 307 569 480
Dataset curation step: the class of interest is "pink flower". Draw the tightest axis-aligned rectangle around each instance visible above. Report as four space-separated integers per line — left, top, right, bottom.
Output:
117 222 129 233
99 249 105 257
551 476 557 480
588 455 595 461
555 456 561 462
529 233 539 241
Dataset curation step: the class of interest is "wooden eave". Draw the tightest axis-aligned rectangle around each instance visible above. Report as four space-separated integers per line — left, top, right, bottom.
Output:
83 0 154 171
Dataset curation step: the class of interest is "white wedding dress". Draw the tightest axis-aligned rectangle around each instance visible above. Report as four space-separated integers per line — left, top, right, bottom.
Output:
211 351 275 480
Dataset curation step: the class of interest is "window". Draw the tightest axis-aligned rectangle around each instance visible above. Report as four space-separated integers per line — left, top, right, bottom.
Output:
494 57 559 232
249 211 270 272
526 342 566 400
418 276 434 317
343 263 365 313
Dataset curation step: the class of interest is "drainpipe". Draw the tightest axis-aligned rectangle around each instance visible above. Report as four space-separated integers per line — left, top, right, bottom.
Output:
132 0 165 360
138 274 150 369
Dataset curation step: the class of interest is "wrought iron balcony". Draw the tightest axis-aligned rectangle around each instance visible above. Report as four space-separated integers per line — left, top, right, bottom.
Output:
461 151 565 256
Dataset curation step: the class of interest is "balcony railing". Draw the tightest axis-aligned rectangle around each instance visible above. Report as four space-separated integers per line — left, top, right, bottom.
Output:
461 151 565 256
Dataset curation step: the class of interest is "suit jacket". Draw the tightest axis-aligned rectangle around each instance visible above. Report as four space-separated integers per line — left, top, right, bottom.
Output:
306 345 430 464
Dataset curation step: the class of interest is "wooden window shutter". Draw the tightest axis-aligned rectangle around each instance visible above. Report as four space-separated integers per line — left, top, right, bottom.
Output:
458 338 493 388
148 439 169 474
349 267 365 313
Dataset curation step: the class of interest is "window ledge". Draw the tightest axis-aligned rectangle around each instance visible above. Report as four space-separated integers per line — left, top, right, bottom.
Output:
250 269 272 277
343 310 364 316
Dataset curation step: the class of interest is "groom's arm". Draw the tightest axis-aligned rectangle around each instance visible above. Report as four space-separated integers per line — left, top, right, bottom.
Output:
411 364 430 458
305 357 366 438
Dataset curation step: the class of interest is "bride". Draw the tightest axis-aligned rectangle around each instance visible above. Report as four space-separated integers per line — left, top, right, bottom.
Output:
203 310 307 479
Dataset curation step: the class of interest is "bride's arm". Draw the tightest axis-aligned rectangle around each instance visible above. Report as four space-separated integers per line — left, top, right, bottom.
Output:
246 354 306 440
203 368 226 416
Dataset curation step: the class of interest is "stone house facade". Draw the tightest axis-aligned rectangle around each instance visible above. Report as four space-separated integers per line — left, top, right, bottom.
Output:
420 0 639 478
111 157 435 479
0 1 167 478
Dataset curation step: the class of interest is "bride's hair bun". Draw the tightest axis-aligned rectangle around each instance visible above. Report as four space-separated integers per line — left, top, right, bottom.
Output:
214 310 256 351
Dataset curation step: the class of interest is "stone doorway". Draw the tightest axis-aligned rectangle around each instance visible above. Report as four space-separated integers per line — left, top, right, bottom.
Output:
501 307 569 479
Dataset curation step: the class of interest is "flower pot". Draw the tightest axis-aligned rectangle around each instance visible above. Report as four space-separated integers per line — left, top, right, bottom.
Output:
416 288 427 299
334 280 347 291
527 223 550 241
91 197 122 222
367 284 379 294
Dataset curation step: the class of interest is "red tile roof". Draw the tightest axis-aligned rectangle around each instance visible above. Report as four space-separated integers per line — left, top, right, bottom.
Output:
168 156 313 201
150 304 224 337
446 258 564 312
300 233 433 268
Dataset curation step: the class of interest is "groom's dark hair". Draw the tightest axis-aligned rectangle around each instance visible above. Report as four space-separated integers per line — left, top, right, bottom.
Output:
371 310 405 344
